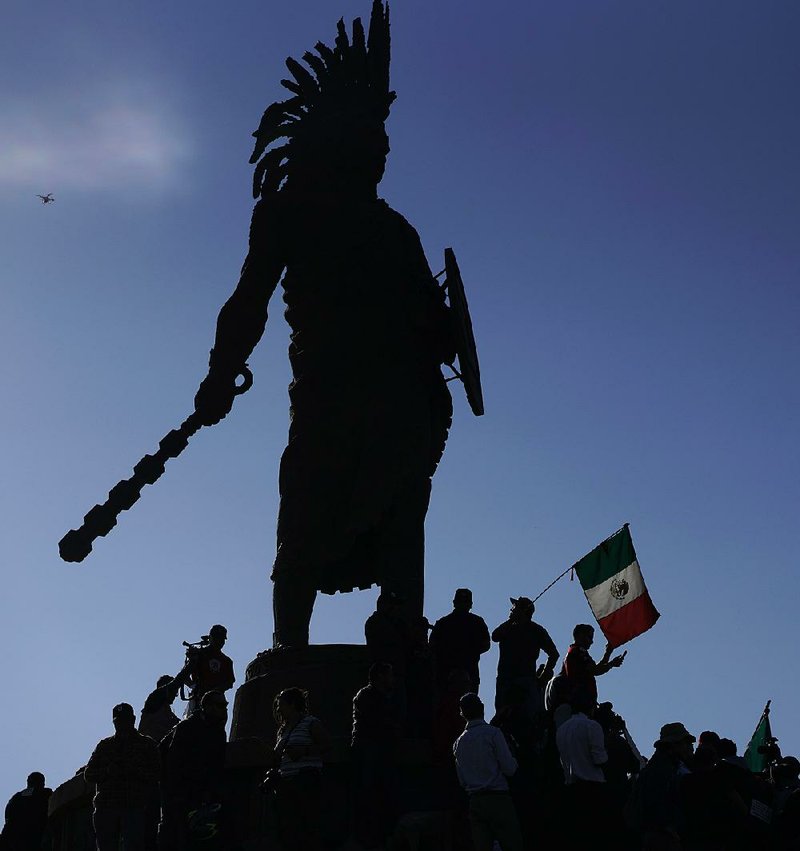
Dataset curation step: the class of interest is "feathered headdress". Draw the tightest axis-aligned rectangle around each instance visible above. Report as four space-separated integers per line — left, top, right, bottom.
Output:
249 1 395 199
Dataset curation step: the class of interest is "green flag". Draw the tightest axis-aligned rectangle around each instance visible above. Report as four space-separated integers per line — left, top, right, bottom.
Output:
744 701 772 773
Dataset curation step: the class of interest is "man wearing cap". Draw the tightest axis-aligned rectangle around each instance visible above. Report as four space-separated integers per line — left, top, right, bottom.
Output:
625 722 695 850
187 625 235 714
453 693 523 851
84 703 160 851
429 588 491 690
491 597 559 717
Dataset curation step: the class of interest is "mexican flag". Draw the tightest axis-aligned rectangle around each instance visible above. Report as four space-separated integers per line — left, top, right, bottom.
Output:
744 701 772 773
574 525 659 648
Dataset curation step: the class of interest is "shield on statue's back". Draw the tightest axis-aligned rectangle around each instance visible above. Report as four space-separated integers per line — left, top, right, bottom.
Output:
444 247 484 416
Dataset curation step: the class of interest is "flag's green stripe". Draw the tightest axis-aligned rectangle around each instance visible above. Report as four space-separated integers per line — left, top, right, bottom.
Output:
744 713 772 773
574 526 636 590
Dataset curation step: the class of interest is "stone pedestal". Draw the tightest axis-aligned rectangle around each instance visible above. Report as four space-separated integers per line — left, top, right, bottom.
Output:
231 644 372 750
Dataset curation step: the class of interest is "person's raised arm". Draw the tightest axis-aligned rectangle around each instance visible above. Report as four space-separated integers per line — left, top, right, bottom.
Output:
194 201 286 426
595 642 626 676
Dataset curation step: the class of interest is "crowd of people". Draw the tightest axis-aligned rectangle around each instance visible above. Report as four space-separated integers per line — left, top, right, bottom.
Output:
3 597 799 850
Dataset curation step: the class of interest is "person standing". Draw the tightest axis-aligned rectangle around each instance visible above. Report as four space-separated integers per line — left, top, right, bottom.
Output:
625 722 695 851
429 588 491 690
556 692 609 846
158 691 228 851
272 687 331 851
453 693 523 851
492 597 559 717
139 674 185 742
562 624 625 705
351 662 402 849
83 703 160 851
0 772 52 851
186 625 235 713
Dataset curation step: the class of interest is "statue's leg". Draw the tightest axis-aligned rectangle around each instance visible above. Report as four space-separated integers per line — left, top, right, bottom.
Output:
272 571 317 648
377 477 431 623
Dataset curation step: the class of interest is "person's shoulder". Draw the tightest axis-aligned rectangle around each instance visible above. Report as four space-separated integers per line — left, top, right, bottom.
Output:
133 730 159 748
94 734 116 749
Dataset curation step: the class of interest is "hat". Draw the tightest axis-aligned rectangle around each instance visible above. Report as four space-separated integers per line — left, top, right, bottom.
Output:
654 722 695 747
112 703 134 719
209 624 227 636
510 596 534 611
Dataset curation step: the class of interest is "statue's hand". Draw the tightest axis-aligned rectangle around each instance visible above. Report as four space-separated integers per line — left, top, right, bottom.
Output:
194 371 239 427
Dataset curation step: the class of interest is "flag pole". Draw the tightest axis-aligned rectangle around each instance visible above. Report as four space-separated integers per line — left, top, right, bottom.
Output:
531 523 631 604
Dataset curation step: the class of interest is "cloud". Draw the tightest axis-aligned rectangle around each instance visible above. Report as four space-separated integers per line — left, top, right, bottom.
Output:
0 82 193 193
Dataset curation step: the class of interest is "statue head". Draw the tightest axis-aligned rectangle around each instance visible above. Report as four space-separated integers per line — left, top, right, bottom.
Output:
250 1 396 200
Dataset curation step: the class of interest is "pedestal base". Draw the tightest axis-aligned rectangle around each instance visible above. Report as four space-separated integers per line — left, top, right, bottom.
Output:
232 644 371 748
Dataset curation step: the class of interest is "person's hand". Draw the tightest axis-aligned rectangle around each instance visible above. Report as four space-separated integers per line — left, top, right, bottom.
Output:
610 650 627 668
194 372 238 427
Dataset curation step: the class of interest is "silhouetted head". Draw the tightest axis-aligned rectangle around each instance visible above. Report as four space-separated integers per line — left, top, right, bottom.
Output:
157 674 173 689
693 744 717 772
26 772 45 790
368 661 394 692
250 2 395 201
698 730 721 756
570 688 597 717
509 597 534 622
453 588 473 613
274 686 309 730
208 624 227 650
376 590 403 613
778 756 800 781
595 702 624 732
573 624 595 649
459 692 484 722
201 690 229 725
112 703 136 735
718 738 737 759
654 722 695 763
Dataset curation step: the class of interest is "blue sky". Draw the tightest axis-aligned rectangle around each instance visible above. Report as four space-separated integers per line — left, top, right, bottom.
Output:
2 0 799 806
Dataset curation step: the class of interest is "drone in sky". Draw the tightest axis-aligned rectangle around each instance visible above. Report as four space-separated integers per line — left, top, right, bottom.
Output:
36 193 55 204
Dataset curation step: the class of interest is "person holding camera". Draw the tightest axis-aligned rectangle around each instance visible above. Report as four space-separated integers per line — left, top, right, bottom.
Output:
83 703 160 851
185 624 235 713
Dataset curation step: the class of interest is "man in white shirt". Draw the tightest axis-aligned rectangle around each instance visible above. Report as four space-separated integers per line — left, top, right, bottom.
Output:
453 693 523 851
555 691 609 844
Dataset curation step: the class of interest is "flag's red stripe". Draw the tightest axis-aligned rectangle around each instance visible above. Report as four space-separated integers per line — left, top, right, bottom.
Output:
598 593 660 648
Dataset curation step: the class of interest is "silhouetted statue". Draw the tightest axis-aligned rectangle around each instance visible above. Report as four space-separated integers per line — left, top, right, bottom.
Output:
192 0 480 647
59 2 482 652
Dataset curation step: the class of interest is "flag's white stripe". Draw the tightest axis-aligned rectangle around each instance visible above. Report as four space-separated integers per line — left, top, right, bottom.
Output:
584 559 645 620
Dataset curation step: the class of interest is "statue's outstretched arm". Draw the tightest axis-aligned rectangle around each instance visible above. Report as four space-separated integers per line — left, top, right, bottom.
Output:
194 205 285 426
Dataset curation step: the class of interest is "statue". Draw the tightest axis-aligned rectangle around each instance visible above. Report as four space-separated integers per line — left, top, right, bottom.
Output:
59 1 482 650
